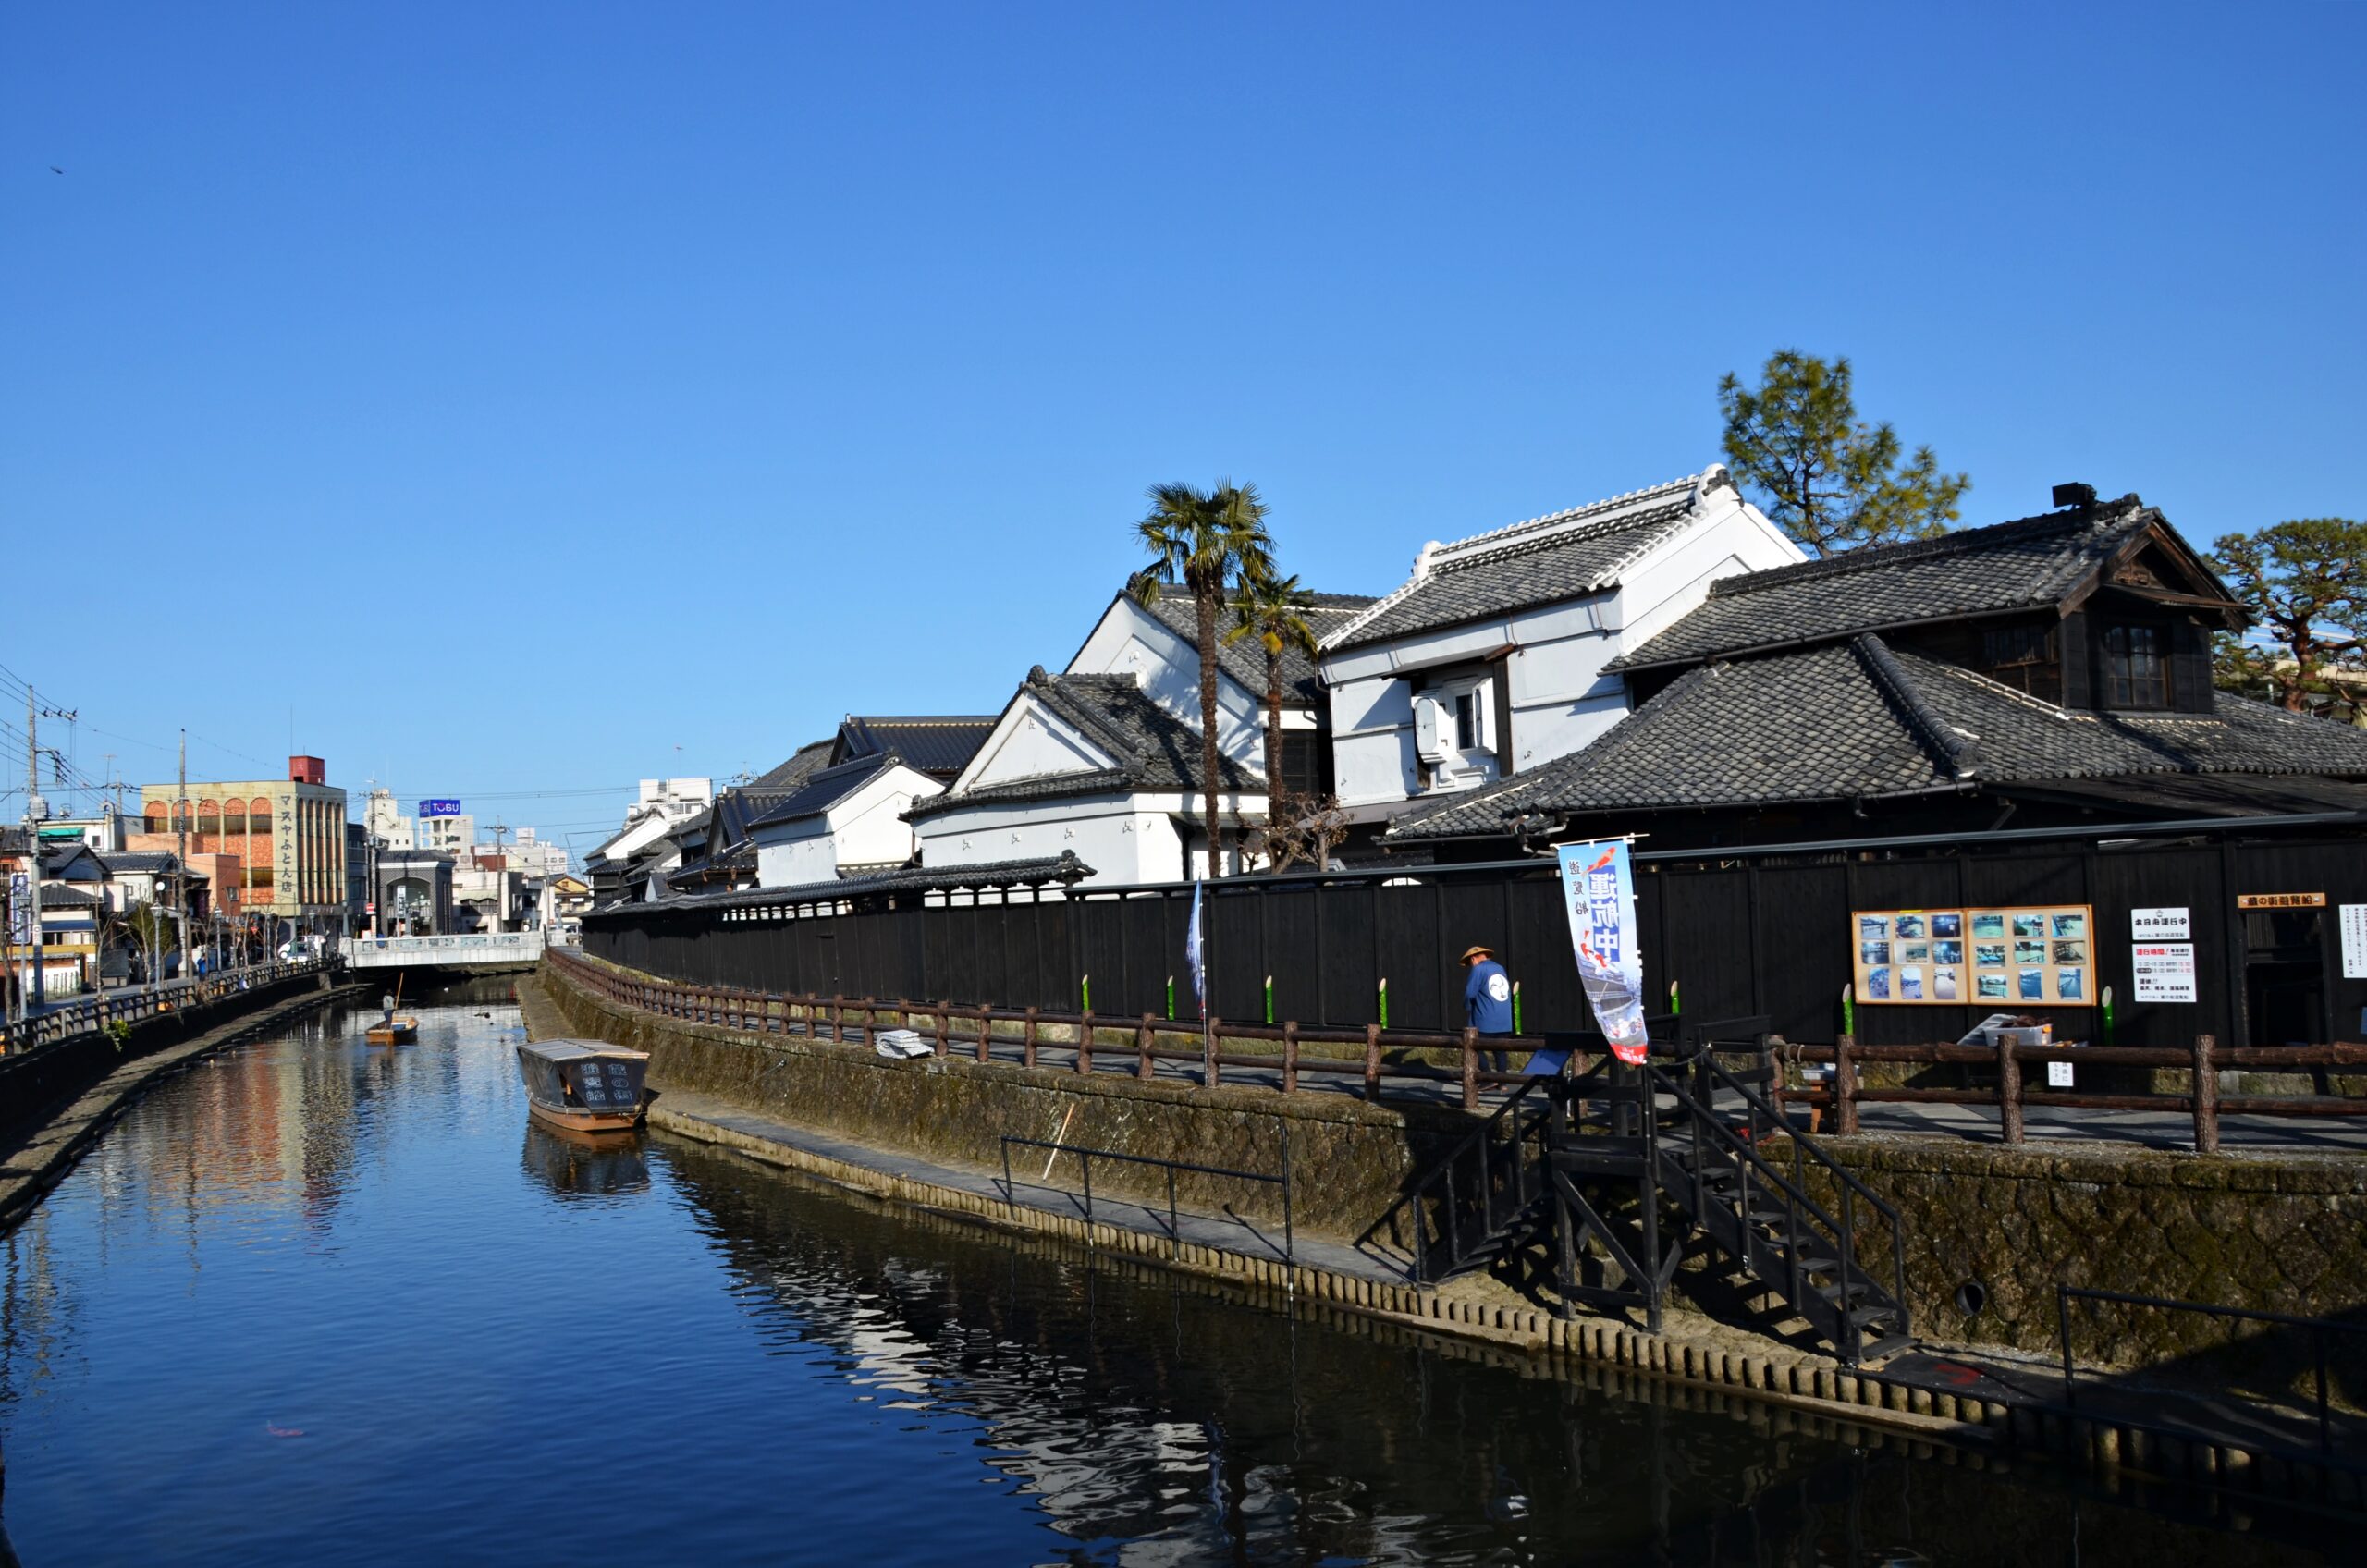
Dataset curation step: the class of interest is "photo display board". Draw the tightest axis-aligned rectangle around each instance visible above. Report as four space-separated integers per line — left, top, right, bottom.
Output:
1851 904 2096 1007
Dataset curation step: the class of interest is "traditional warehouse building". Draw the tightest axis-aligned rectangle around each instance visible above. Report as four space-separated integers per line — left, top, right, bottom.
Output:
141 755 350 932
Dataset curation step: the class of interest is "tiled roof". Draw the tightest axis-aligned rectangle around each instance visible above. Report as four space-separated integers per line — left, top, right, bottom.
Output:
1134 589 1376 704
40 884 100 908
745 753 899 831
590 851 1097 917
1608 494 2220 671
747 741 835 794
97 851 181 875
1321 469 1726 653
834 716 996 780
1389 636 2367 839
907 669 1263 821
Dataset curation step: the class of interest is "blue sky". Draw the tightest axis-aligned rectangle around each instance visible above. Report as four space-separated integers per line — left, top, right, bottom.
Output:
5 4 2361 858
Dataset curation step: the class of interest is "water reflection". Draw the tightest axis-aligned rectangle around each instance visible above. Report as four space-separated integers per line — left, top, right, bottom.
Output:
657 1138 2335 1566
0 998 2341 1567
519 1123 650 1201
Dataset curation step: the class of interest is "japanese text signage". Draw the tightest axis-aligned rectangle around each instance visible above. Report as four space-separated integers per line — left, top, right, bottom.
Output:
1851 904 2095 1007
2130 907 2190 940
2341 905 2367 981
2236 892 2324 910
7 872 26 945
2132 943 2198 1003
1556 839 1648 1064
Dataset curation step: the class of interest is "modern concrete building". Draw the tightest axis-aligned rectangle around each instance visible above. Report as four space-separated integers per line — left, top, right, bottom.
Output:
373 849 455 936
141 756 350 930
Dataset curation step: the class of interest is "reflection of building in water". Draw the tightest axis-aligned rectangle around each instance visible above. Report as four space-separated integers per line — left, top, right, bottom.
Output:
519 1123 650 1199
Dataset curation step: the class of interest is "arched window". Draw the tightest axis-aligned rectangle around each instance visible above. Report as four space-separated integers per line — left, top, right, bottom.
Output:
198 799 220 837
144 803 167 834
248 797 274 834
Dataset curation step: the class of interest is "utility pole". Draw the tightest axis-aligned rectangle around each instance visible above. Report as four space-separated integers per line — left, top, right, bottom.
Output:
24 686 46 1014
175 729 188 988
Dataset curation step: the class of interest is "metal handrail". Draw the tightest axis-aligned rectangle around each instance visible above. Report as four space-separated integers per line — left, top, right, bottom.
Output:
2057 1285 2367 1455
0 957 325 1056
1647 1048 1912 1348
1354 1076 1551 1279
999 1132 1292 1267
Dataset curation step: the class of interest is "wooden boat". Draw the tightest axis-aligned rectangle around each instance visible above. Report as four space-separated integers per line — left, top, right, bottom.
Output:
365 975 416 1045
515 1038 650 1133
365 1014 419 1045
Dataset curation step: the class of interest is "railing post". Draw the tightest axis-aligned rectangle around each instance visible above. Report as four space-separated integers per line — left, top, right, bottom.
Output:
2192 1034 2219 1155
1282 1021 1299 1096
1024 1007 1039 1068
1834 1032 1858 1135
976 1008 992 1064
1206 1017 1222 1088
936 1001 950 1058
1136 1014 1155 1081
830 996 845 1044
1461 1026 1479 1111
1364 1023 1382 1101
1076 1010 1094 1075
1996 1031 2025 1145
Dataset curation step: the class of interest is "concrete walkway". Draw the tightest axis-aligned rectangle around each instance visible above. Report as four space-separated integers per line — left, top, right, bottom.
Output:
648 1086 1414 1288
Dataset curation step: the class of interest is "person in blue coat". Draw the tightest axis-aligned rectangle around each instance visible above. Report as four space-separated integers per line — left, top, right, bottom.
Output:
1461 944 1515 1073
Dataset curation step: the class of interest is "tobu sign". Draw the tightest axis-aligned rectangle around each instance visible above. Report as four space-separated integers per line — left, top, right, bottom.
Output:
417 800 461 818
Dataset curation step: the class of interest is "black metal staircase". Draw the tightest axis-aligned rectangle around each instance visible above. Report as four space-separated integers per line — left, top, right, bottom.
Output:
1356 1021 1914 1366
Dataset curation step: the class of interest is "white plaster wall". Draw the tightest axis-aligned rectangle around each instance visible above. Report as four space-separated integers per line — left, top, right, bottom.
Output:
967 703 1119 787
915 797 1182 888
1066 597 1264 759
753 766 937 888
1317 490 1802 815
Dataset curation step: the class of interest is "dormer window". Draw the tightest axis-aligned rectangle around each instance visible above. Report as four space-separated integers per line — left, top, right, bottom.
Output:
1981 624 2056 695
2102 623 2171 709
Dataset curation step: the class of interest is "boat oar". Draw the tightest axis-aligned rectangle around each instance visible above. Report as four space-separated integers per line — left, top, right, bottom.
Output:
1041 1103 1077 1182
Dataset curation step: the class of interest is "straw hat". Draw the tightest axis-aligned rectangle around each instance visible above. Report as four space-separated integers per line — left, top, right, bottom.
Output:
1459 945 1495 963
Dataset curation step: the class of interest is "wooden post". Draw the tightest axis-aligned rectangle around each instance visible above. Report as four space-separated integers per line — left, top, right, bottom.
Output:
1461 1025 1479 1111
975 1008 992 1064
1207 1016 1222 1088
1077 1010 1094 1075
1024 1006 1038 1068
1996 1031 2025 1145
1136 1014 1155 1080
1282 1021 1299 1096
1365 1023 1382 1101
830 995 844 1045
2192 1034 2220 1155
1835 1032 1858 1135
936 1001 950 1058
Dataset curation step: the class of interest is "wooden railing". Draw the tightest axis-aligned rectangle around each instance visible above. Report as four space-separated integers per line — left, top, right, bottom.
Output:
546 951 2367 1148
547 948 1543 1110
0 958 329 1057
1783 1034 2367 1153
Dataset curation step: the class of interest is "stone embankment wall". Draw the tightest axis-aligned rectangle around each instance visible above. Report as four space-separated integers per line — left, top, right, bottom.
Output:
1809 1137 2367 1364
537 957 1463 1237
541 957 2367 1362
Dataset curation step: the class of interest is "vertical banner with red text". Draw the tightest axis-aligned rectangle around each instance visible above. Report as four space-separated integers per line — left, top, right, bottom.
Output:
1556 839 1649 1064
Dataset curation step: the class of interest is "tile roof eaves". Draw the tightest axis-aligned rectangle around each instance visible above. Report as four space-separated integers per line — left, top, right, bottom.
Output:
1854 635 1980 779
1318 471 1715 653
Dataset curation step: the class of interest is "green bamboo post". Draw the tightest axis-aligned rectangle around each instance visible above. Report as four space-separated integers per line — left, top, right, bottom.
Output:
1841 982 1856 1038
2101 985 2116 1047
1669 979 1680 1017
1081 973 1091 1013
1264 974 1274 1025
1512 980 1523 1035
1165 974 1174 1022
1378 976 1389 1030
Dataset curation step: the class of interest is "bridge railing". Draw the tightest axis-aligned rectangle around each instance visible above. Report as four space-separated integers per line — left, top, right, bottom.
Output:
347 931 547 968
0 958 328 1056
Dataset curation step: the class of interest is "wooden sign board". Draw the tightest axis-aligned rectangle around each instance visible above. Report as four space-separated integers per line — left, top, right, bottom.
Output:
2236 892 2324 910
1851 904 2096 1007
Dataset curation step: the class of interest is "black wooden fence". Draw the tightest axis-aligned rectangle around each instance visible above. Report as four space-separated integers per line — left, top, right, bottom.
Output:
583 818 2367 1050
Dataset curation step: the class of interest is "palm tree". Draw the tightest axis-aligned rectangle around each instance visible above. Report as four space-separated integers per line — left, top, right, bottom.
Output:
1226 569 1318 811
1134 480 1273 878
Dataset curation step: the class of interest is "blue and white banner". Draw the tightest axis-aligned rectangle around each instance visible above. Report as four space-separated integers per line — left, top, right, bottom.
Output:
1184 879 1207 1014
1555 839 1650 1064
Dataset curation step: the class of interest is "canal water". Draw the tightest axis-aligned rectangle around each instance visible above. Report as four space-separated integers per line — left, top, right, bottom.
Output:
0 996 2342 1565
